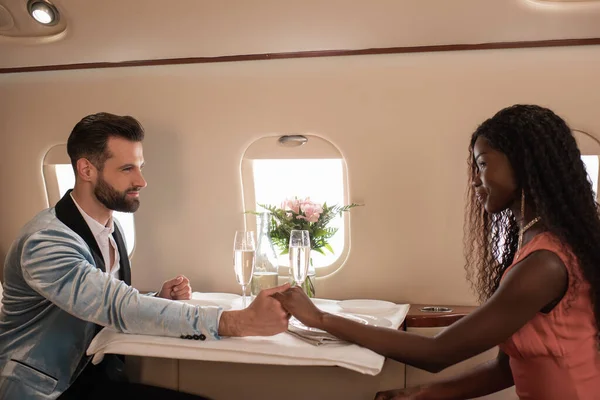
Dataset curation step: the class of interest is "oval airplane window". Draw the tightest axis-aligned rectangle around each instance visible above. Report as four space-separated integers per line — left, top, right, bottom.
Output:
42 144 136 257
241 135 353 277
573 129 600 200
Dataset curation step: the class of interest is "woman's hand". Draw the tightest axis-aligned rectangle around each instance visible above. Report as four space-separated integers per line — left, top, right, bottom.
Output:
271 286 325 328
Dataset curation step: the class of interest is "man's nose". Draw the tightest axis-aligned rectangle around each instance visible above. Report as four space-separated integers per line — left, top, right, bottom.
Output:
134 171 147 189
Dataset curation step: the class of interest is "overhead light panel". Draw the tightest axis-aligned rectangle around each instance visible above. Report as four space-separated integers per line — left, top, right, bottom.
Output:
27 0 59 26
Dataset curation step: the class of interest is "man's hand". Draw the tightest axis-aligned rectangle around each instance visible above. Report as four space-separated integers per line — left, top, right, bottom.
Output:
218 283 291 337
158 275 192 300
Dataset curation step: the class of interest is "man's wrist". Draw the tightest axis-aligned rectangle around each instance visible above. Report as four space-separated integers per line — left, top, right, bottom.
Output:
218 310 243 337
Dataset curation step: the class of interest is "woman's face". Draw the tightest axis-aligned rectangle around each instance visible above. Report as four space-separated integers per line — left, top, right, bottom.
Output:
471 136 519 214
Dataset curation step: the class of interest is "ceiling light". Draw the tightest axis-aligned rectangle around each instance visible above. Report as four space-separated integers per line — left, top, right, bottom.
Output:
27 0 59 26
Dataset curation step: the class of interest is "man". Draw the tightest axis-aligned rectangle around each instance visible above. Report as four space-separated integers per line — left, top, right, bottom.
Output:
0 113 290 400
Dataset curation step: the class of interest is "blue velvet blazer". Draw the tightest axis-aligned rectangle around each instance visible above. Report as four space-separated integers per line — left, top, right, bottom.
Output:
0 190 221 399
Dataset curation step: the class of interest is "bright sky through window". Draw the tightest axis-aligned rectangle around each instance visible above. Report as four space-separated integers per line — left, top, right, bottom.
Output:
582 155 599 198
252 159 345 268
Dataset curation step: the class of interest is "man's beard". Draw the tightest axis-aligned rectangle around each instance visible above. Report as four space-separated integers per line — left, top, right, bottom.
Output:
94 174 141 213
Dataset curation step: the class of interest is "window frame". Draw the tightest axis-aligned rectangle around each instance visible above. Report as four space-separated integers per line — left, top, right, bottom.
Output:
240 134 353 278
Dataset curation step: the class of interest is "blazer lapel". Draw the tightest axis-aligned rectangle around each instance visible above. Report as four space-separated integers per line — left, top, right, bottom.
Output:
112 226 131 286
55 189 106 273
55 189 132 285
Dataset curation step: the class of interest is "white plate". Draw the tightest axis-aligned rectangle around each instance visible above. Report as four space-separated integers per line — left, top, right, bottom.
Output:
289 312 391 334
192 292 240 302
183 299 232 310
310 298 338 312
338 299 397 315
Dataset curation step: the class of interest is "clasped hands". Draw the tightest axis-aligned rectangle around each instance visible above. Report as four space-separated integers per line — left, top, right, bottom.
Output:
157 275 323 332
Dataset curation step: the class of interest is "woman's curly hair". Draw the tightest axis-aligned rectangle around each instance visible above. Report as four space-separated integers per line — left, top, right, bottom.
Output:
464 104 600 334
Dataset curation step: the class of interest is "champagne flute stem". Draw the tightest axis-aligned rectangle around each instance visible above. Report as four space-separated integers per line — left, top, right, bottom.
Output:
242 285 247 308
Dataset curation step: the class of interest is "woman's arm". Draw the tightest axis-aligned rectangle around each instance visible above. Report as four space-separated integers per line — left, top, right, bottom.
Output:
274 249 567 372
375 349 514 400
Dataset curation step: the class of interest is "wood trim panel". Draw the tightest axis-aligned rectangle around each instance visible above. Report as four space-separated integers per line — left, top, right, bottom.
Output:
1 38 600 74
405 304 477 328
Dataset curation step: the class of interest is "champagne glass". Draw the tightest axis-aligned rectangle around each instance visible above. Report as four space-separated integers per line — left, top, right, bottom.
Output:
233 231 256 308
289 230 311 286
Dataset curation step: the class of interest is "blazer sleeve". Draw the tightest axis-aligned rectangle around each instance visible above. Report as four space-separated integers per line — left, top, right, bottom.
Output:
19 227 221 340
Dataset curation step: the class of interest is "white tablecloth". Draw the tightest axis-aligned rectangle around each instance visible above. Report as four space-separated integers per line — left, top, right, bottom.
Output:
86 295 410 376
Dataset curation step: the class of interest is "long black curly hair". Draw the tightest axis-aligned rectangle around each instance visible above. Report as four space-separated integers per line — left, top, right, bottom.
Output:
464 104 600 335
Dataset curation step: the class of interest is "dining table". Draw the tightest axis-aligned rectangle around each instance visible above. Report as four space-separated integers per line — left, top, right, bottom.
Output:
86 292 410 400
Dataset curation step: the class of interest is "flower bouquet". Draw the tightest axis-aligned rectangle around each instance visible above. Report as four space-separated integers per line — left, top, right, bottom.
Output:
250 197 362 297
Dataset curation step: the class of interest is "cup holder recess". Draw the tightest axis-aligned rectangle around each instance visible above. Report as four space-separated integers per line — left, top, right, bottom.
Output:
420 306 453 313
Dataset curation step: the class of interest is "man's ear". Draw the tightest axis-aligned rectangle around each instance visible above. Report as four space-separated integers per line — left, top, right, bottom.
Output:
75 158 97 183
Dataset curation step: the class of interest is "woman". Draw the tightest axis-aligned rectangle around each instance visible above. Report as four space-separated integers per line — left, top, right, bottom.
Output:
273 105 600 399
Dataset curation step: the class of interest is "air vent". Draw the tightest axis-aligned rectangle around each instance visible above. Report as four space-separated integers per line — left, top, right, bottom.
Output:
0 5 15 31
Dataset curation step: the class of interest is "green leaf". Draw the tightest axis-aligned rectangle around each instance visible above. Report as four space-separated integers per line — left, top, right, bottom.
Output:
313 229 328 237
324 243 334 254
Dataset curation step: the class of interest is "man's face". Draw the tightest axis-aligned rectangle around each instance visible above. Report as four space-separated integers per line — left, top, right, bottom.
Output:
94 137 146 213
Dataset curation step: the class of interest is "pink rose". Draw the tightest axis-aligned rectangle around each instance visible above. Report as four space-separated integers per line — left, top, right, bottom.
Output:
282 198 300 214
297 199 323 223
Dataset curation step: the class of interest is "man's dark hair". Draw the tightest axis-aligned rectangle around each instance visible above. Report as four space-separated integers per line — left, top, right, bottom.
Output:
67 112 145 171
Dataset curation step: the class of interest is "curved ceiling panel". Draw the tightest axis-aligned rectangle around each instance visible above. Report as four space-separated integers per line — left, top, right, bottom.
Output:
0 0 599 70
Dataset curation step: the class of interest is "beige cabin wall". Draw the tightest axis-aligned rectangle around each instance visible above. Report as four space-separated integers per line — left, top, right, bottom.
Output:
1 45 599 305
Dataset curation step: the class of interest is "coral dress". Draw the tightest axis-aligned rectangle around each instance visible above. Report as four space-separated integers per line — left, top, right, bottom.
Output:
498 233 600 399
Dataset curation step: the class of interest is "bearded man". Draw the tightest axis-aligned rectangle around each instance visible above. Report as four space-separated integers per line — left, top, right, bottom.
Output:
0 113 290 400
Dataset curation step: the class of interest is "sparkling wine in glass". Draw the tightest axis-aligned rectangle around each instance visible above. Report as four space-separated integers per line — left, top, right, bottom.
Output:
289 230 310 286
233 231 256 308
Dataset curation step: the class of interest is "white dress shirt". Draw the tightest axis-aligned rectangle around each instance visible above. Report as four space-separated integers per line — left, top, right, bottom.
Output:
70 194 120 278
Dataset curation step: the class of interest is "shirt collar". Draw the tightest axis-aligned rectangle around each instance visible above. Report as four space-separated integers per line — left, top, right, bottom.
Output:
70 193 114 238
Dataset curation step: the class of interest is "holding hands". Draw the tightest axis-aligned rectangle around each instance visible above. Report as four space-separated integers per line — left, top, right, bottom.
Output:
271 285 325 329
219 283 292 337
241 283 293 336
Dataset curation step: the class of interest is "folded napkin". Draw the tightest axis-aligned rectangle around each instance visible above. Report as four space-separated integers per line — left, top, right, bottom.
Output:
286 308 397 346
287 318 345 346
